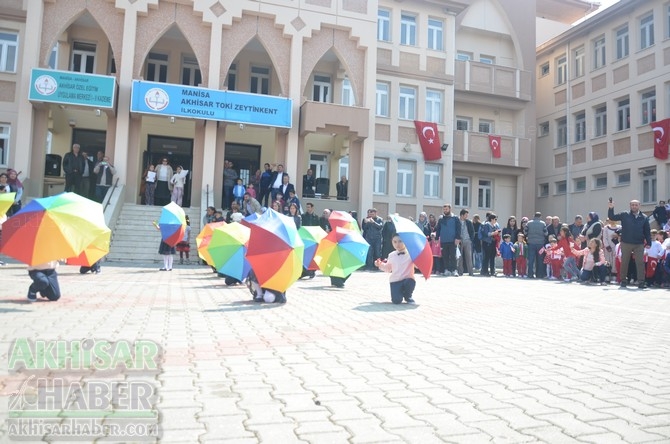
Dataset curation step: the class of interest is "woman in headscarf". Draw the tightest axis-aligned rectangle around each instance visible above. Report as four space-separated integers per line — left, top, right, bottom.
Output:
6 169 22 216
416 212 431 237
581 212 603 245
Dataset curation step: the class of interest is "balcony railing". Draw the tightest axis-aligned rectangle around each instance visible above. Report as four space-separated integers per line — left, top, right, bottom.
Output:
452 131 531 168
300 100 369 139
454 60 532 101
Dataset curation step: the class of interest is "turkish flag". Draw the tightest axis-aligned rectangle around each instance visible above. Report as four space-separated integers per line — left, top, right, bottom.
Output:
651 118 670 160
413 121 442 161
489 135 502 158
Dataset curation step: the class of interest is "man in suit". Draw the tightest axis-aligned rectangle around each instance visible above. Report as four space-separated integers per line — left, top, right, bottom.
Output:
79 150 95 199
63 143 85 193
279 174 295 201
269 164 288 202
302 169 315 197
336 175 348 200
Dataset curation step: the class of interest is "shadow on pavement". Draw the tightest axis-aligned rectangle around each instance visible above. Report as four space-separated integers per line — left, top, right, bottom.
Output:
0 299 43 310
205 300 285 312
353 302 419 312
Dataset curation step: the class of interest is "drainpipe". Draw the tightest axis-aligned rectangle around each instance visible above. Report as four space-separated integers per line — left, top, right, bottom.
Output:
565 42 571 221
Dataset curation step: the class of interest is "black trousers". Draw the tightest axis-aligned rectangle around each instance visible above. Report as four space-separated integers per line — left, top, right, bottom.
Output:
28 268 61 301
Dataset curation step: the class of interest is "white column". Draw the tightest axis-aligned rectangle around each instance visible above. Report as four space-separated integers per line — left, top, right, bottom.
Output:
285 35 302 179
201 21 223 209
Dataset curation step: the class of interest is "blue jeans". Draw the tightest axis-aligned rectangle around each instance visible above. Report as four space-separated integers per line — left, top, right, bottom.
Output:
390 278 416 304
580 265 607 283
28 269 61 301
527 243 543 278
473 251 482 270
563 256 581 279
96 185 110 203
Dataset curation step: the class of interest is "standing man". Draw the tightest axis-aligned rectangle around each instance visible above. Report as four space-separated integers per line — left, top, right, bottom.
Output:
568 215 584 240
93 156 116 203
608 199 651 288
362 208 383 270
457 209 475 276
269 164 288 203
301 202 320 226
222 160 238 210
63 143 85 193
436 204 461 277
524 212 548 279
336 176 348 201
259 163 273 207
302 169 315 198
79 150 94 199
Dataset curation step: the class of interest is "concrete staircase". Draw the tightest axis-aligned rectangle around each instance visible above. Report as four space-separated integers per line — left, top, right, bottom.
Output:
106 204 202 264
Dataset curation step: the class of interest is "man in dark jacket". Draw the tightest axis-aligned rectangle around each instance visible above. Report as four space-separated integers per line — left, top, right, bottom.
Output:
301 202 320 226
362 208 383 270
524 212 548 279
608 199 651 288
259 163 273 207
457 209 475 276
63 143 85 193
436 204 461 276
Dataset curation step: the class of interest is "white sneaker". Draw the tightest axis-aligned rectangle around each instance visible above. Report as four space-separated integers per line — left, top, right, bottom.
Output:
452 271 459 277
443 271 452 277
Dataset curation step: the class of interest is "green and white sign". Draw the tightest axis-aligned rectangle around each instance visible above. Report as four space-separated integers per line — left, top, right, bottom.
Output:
29 68 116 109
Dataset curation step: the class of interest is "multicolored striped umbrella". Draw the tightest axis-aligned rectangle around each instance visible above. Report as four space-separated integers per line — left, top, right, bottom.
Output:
391 214 433 279
313 226 369 278
298 225 327 270
207 222 252 281
158 202 186 247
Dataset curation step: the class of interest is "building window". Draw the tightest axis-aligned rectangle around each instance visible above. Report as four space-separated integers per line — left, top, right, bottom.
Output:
539 121 549 137
250 66 270 95
72 41 96 74
400 14 416 46
48 44 58 70
641 89 656 125
640 13 654 50
456 51 472 61
0 31 18 73
479 55 495 64
615 169 630 186
555 180 567 195
309 153 330 180
539 183 549 198
181 56 201 86
427 19 443 51
594 105 607 137
107 44 116 75
425 89 442 123
593 36 606 69
641 167 657 204
617 98 630 131
574 177 586 192
575 112 586 143
615 25 629 59
377 9 391 42
0 124 9 166
478 120 493 134
226 63 236 91
557 117 567 147
376 82 389 117
424 164 440 198
398 86 416 120
594 173 607 189
454 177 470 207
540 62 550 77
396 161 414 197
312 74 331 103
667 5 670 39
145 52 168 82
373 158 387 194
477 179 492 209
573 46 584 78
339 156 349 182
556 55 567 85
456 117 471 131
341 77 355 106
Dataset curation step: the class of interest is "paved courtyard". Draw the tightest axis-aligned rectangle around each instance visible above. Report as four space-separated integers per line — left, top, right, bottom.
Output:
0 262 669 443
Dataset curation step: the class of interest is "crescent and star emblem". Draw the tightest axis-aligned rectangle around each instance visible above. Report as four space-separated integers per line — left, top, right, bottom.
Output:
491 140 499 148
653 126 664 144
422 126 435 144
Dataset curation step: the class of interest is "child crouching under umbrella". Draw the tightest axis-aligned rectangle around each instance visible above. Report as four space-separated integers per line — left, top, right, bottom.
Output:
27 260 61 302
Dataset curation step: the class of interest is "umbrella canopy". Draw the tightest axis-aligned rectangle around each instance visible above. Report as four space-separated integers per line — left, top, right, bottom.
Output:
298 225 327 270
241 209 304 292
158 202 186 247
196 221 227 263
329 210 360 233
0 192 16 218
207 222 252 281
65 228 112 267
0 192 109 265
313 226 369 278
390 214 433 279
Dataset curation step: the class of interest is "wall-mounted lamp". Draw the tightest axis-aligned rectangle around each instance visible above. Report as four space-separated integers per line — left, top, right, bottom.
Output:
239 123 245 130
169 116 175 124
68 119 76 128
402 142 412 152
95 109 101 117
441 143 449 151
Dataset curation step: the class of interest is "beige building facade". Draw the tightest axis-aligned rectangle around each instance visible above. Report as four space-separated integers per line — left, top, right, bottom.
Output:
536 0 670 220
1 0 594 220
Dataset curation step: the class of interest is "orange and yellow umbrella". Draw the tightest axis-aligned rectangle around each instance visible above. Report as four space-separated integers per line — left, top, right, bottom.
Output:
65 228 111 267
0 192 16 218
196 221 226 264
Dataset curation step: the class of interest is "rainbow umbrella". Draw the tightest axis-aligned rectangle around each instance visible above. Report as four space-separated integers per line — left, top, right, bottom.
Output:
0 192 109 266
207 222 252 281
65 228 111 266
391 214 433 279
298 225 327 270
196 221 227 263
0 192 16 217
241 209 304 292
158 202 186 247
313 226 369 278
329 210 360 233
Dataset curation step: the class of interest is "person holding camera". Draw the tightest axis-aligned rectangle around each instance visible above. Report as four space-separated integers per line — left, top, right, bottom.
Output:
93 156 116 203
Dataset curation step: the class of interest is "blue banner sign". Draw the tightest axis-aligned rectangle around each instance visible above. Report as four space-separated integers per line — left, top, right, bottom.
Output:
29 68 116 109
130 80 293 128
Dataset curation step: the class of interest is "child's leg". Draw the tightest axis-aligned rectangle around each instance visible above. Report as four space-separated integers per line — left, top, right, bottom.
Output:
28 269 61 301
401 278 416 301
389 281 404 304
167 255 174 270
163 255 170 269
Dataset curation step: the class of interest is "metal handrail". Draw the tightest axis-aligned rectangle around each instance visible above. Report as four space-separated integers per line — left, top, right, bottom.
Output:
103 177 120 213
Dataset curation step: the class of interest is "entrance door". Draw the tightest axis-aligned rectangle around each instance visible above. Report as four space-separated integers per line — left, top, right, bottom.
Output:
145 135 193 207
224 143 261 187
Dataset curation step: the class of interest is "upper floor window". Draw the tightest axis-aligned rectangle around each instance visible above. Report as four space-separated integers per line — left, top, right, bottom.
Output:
478 179 492 209
575 112 586 143
641 89 656 125
338 156 349 182
226 63 236 91
456 51 472 61
573 46 584 78
375 82 389 117
250 66 270 95
556 55 567 85
538 183 549 198
456 117 471 131
0 32 18 73
616 97 630 131
557 117 567 147
373 158 387 194
478 119 493 134
48 44 58 70
181 56 201 86
641 167 657 204
667 5 670 39
398 86 416 120
400 14 417 46
454 177 470 207
540 62 550 77
0 124 9 166
424 164 440 198
615 25 629 59
555 180 567 195
107 44 116 75
615 169 630 186
312 74 331 103
594 173 607 189
377 9 391 42
425 89 442 123
640 13 654 50
573 177 586 192
593 36 606 69
479 55 495 64
146 52 168 82
538 121 549 137
72 41 96 74
341 77 355 106
427 19 443 51
594 105 607 137
397 161 414 197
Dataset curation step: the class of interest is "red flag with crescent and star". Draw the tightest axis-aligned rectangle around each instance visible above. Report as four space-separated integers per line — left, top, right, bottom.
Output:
651 118 670 160
489 134 502 158
413 120 442 161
